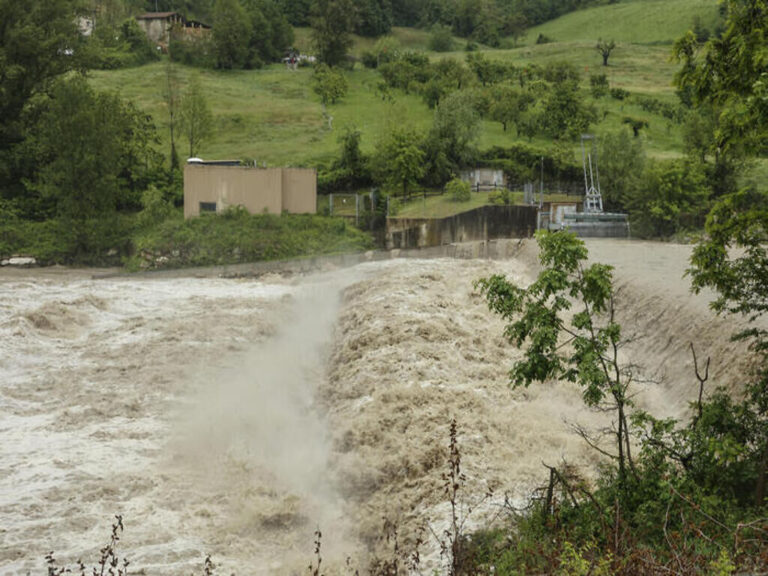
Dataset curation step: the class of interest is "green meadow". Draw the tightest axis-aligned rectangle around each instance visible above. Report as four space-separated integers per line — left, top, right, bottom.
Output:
524 0 720 45
88 1 721 173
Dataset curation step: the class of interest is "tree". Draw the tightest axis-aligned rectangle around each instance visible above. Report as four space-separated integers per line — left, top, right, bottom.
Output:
313 63 347 101
598 130 645 211
622 116 649 137
501 11 527 46
476 231 636 483
446 177 471 201
276 0 313 25
163 58 181 173
373 127 425 199
466 52 510 86
626 159 708 238
453 0 481 37
212 0 251 69
596 38 616 66
674 0 767 155
589 73 609 98
489 85 534 133
428 24 454 52
324 127 372 190
310 0 356 67
356 0 393 37
312 64 347 129
242 0 294 66
180 75 214 158
541 80 597 140
0 0 80 208
678 2 768 498
428 90 481 171
689 187 768 506
30 75 157 255
337 127 366 174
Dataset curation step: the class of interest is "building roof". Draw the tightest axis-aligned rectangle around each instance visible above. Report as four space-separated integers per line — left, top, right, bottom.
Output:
136 11 179 20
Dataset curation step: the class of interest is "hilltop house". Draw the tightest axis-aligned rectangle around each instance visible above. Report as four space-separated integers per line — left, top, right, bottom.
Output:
136 12 210 45
184 160 317 218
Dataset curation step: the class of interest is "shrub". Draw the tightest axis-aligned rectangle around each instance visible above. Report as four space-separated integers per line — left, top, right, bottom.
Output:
589 73 609 98
170 31 216 68
488 188 511 205
446 177 471 201
627 159 708 237
429 25 455 52
361 50 378 68
610 87 630 100
137 186 176 229
127 211 374 270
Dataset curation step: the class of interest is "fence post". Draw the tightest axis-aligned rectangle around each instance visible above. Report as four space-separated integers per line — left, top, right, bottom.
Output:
355 193 359 227
329 194 334 215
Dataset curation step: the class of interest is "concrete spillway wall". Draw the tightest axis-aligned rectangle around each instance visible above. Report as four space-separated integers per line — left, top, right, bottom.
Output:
386 205 538 250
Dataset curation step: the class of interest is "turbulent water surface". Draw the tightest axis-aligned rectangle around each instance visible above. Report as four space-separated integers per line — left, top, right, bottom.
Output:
0 242 755 574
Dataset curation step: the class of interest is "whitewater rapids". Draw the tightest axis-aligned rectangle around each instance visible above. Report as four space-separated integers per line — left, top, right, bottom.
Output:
0 241 756 574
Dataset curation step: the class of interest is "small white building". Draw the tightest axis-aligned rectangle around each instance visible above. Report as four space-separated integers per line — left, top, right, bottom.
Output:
460 168 506 189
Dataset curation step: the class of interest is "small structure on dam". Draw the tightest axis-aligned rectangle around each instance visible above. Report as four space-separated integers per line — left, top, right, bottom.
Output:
541 135 629 238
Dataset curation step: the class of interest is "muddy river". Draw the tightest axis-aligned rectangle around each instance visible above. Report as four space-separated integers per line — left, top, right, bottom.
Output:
0 240 755 574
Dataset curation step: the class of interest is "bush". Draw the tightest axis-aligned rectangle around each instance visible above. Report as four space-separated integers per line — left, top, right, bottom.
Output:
137 186 177 229
633 94 685 123
170 31 216 68
590 73 609 98
429 25 455 52
127 210 374 270
446 177 471 201
535 33 553 44
480 144 582 187
84 19 161 70
361 50 378 68
627 159 709 237
610 87 630 100
488 189 511 205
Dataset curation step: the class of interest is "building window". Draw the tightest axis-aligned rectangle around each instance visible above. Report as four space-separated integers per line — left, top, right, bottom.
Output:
199 202 217 213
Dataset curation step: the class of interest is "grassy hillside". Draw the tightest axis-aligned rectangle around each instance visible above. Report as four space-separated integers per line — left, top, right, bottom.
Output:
523 0 720 45
88 2 725 171
90 63 434 166
89 40 685 168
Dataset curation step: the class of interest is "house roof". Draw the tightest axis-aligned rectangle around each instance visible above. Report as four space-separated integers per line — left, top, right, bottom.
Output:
136 11 179 20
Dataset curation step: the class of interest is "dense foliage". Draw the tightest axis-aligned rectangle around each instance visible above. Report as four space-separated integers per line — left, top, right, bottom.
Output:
279 0 607 42
0 0 80 205
475 231 768 574
128 207 374 269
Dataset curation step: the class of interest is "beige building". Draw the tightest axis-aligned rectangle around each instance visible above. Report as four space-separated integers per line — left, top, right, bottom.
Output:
183 163 317 218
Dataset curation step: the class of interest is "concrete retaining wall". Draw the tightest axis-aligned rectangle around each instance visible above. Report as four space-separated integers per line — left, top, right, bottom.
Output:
386 205 538 249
